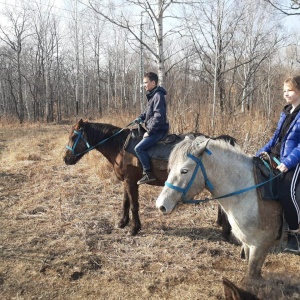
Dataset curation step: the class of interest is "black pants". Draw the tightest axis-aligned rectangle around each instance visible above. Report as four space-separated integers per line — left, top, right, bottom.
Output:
277 164 300 230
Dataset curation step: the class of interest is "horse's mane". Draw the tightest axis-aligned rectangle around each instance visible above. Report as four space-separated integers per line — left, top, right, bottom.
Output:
169 134 241 168
83 122 130 152
213 134 237 146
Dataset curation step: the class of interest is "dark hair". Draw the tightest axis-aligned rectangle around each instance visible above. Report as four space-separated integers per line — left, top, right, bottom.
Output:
284 76 300 93
144 72 158 85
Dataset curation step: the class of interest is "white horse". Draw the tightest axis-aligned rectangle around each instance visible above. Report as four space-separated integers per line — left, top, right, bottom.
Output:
156 135 282 279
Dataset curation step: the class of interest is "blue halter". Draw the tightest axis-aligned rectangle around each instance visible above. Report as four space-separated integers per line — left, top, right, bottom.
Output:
66 121 136 157
165 149 213 203
66 129 91 156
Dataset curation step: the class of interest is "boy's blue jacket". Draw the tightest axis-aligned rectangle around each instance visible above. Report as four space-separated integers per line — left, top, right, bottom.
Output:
256 106 300 170
139 86 169 135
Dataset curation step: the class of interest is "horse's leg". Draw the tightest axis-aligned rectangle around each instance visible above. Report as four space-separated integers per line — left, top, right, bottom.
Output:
246 244 270 279
118 184 131 229
217 204 223 226
124 179 141 236
217 205 232 241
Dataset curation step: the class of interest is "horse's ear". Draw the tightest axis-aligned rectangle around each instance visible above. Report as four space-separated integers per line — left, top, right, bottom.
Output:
223 277 242 300
185 133 196 140
222 277 259 300
193 136 210 156
75 119 84 130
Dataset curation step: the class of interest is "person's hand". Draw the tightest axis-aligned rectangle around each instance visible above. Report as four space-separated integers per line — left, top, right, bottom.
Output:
134 117 142 124
277 163 288 173
259 151 269 160
143 132 149 138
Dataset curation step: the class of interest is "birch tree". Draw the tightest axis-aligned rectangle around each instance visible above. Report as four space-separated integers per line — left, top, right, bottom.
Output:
184 0 244 131
234 0 284 113
86 0 183 87
87 13 107 116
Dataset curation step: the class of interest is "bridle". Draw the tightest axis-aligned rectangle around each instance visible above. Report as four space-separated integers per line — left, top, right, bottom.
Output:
66 121 136 157
165 149 214 204
66 129 91 157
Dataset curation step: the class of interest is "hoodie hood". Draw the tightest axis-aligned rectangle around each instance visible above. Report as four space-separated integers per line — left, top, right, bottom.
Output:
146 86 167 100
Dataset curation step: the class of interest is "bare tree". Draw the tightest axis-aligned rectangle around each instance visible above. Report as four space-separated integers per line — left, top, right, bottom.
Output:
86 12 107 116
29 1 60 122
85 0 186 86
184 0 245 131
264 0 300 15
0 7 31 123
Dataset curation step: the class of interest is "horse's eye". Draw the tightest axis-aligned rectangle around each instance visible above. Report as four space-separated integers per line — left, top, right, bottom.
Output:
180 169 188 174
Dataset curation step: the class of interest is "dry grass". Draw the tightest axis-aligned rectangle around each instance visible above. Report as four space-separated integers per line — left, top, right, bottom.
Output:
0 119 300 300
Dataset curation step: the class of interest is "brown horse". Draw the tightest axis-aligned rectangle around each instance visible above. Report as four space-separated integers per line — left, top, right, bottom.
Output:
64 119 178 235
64 119 233 236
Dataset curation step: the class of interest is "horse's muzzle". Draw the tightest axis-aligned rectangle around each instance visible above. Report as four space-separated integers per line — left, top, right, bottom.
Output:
64 153 78 165
158 205 167 214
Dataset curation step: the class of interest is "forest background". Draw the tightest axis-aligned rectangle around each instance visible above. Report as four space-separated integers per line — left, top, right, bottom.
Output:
0 0 300 136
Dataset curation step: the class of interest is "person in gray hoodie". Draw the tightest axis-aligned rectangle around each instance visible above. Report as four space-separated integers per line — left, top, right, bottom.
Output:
134 72 169 185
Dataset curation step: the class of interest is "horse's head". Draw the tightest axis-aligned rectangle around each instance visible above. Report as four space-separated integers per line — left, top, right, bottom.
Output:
156 135 210 214
64 119 90 165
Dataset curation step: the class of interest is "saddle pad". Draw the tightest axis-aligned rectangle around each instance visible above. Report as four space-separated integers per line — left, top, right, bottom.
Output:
253 157 280 201
124 131 185 161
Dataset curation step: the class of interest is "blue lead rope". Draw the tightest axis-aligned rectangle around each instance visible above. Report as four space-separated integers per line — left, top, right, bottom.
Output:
183 171 282 204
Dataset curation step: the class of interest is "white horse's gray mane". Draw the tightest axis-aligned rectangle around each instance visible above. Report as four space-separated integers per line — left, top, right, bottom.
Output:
169 134 244 168
169 136 196 165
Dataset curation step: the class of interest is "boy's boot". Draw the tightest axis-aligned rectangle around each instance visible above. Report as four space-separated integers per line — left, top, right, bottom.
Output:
137 170 156 185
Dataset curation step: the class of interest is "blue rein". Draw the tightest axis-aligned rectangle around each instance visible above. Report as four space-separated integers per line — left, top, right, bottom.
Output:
165 150 282 204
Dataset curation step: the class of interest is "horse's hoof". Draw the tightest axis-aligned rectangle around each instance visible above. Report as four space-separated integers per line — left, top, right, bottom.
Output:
130 227 141 236
118 220 129 229
241 275 261 287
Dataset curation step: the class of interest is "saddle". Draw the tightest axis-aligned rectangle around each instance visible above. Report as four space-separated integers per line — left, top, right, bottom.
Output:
124 127 185 162
253 156 281 201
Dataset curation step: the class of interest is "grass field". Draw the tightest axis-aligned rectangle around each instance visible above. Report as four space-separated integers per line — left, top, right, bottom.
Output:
0 119 299 300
